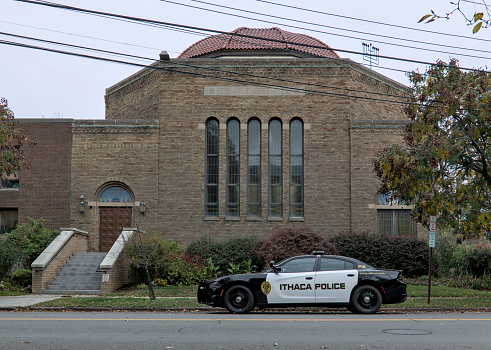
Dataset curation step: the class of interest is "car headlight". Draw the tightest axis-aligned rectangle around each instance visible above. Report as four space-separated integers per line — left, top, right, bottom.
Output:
209 281 222 290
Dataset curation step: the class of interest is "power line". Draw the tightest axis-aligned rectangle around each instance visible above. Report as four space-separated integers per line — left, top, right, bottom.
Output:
170 0 491 60
0 20 164 52
256 0 491 44
0 31 154 62
14 0 488 73
0 31 409 100
0 38 411 106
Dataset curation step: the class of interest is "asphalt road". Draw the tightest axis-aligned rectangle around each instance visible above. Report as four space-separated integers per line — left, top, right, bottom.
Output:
0 311 489 350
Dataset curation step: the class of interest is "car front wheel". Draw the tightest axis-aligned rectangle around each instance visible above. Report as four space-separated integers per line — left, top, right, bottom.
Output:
223 285 255 314
350 285 382 314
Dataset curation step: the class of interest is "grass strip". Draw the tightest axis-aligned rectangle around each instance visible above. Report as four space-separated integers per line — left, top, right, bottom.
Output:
35 297 202 309
34 296 491 311
385 297 491 309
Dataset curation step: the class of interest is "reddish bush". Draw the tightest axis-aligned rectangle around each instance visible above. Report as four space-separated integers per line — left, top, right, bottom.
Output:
252 227 337 264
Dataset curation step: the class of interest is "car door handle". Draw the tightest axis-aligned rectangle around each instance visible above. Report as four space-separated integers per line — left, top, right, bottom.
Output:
306 277 313 280
347 274 355 277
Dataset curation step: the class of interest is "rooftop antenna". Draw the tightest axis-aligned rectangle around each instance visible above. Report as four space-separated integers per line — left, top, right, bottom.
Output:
362 42 379 70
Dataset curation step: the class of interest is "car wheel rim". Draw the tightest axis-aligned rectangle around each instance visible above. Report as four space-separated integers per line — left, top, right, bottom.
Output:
230 291 248 309
358 290 376 309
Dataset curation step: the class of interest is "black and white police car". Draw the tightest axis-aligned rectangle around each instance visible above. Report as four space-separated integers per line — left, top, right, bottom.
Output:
197 251 407 314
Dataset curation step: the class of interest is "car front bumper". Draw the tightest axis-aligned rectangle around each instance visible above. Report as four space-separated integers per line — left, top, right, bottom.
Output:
197 279 223 307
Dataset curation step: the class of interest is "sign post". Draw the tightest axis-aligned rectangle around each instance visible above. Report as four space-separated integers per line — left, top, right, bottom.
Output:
428 216 437 304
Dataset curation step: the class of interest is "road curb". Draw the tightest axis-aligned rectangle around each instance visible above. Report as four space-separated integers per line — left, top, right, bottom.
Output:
1 306 489 313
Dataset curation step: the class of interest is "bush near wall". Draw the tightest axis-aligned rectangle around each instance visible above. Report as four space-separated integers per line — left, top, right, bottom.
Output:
5 218 59 269
329 232 429 277
252 227 337 265
126 235 205 286
0 239 17 279
186 236 263 277
11 268 32 287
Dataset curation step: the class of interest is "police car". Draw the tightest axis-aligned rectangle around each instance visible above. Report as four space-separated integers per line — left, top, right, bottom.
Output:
197 251 407 314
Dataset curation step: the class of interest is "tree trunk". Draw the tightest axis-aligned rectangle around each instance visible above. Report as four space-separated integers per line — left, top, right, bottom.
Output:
144 265 156 300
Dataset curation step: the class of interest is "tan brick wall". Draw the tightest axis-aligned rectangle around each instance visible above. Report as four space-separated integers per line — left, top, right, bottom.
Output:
70 120 160 251
100 258 130 294
78 57 413 245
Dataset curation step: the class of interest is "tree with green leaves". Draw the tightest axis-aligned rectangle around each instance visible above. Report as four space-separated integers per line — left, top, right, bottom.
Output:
374 60 491 237
0 97 35 179
419 0 489 33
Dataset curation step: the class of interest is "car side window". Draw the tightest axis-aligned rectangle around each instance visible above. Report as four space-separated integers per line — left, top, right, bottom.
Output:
279 257 316 273
320 258 356 271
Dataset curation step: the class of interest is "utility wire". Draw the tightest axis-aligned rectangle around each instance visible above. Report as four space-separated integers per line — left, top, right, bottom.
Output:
0 38 410 105
0 20 165 52
13 0 488 73
172 0 491 59
0 31 408 99
0 31 154 62
256 0 491 44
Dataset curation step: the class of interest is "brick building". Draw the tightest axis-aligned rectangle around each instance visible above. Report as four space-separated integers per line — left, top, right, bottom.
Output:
1 27 416 251
0 120 72 234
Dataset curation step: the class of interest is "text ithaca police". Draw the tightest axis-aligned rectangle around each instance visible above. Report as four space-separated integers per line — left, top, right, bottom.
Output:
279 283 346 291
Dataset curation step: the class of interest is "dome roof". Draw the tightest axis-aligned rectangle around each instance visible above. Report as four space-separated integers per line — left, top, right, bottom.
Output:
178 27 339 59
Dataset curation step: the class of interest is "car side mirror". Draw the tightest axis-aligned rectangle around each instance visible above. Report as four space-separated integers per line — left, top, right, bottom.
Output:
270 261 280 274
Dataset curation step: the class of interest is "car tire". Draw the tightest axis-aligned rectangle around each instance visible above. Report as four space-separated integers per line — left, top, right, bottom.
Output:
223 285 255 314
350 285 382 314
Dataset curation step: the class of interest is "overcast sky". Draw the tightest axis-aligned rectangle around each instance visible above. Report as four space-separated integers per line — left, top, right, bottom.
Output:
2 0 490 119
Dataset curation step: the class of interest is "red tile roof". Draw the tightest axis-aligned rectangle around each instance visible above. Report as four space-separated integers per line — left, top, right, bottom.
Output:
178 27 339 59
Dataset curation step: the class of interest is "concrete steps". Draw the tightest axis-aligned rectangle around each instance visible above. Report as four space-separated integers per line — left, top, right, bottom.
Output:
44 252 107 295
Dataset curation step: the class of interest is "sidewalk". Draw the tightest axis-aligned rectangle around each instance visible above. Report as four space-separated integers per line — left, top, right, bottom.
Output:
0 294 63 308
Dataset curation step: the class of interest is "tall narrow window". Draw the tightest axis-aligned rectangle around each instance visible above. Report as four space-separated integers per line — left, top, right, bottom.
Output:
205 119 219 216
269 119 282 217
247 119 261 217
226 119 240 217
290 119 304 217
0 208 18 234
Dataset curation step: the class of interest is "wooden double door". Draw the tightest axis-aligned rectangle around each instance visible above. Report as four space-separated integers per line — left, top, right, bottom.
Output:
99 207 132 252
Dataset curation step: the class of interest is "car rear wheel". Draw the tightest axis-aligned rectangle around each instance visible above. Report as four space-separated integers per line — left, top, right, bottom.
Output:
223 285 255 314
350 285 382 314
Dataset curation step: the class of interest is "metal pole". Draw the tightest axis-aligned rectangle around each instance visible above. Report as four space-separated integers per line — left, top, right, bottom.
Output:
427 247 433 304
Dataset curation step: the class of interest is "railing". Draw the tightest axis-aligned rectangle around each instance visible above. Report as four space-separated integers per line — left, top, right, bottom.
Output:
31 228 88 293
99 228 135 294
31 228 88 272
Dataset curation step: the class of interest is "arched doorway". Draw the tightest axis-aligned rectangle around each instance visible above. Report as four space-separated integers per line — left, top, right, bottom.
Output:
98 186 133 252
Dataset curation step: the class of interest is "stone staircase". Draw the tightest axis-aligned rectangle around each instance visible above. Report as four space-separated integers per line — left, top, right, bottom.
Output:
43 252 107 295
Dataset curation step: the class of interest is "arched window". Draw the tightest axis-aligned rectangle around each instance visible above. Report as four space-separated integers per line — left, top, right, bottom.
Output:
205 119 219 216
247 119 261 217
269 119 282 217
290 119 304 217
226 119 240 217
99 186 133 203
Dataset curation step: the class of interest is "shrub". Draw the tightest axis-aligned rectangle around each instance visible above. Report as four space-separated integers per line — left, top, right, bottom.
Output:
186 236 263 277
156 250 205 286
252 227 337 265
0 240 17 279
6 218 59 269
125 232 205 286
435 234 491 278
329 232 429 277
11 268 32 287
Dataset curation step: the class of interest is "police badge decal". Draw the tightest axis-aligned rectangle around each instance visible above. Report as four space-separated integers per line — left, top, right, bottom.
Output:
261 281 271 295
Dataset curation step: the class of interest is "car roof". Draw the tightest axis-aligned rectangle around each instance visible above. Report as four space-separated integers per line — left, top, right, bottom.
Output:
280 254 373 268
